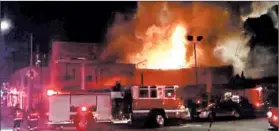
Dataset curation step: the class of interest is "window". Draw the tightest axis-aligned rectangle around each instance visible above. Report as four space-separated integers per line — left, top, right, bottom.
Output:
139 86 148 98
150 86 157 98
63 67 76 81
87 75 92 82
165 86 175 98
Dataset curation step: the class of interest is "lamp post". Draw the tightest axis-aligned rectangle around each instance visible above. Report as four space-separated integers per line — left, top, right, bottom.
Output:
0 19 12 83
1 20 11 32
186 35 204 102
186 35 203 87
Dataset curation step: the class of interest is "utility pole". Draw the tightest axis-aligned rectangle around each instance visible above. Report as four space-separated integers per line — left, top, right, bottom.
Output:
0 2 5 84
28 33 33 109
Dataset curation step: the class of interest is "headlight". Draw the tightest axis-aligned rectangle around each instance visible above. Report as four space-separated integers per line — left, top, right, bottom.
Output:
185 108 189 112
178 104 186 110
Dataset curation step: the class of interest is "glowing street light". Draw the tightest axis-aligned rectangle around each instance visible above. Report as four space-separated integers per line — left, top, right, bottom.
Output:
1 20 11 32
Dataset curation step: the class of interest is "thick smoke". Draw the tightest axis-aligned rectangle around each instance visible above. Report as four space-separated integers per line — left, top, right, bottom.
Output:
213 2 278 77
243 4 278 79
102 2 278 78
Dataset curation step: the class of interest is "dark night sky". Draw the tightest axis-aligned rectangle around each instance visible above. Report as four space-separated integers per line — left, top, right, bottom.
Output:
2 1 137 53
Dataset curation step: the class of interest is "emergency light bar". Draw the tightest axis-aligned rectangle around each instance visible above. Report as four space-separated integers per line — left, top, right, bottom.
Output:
47 90 58 96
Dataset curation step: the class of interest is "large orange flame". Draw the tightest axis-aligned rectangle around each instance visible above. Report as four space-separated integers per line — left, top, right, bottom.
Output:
129 24 192 70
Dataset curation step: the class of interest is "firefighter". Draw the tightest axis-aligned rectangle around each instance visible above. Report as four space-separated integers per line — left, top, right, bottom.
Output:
112 81 122 119
27 108 40 131
112 81 121 92
187 99 197 120
13 103 23 131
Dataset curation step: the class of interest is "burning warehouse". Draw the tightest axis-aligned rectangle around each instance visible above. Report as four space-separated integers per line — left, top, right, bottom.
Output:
49 2 277 96
49 40 233 92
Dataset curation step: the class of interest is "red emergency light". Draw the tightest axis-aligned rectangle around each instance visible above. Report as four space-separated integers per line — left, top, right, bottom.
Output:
81 106 87 112
47 90 57 96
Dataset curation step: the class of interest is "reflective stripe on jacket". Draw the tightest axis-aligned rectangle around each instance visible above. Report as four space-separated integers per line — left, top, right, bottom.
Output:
28 113 40 121
14 110 23 120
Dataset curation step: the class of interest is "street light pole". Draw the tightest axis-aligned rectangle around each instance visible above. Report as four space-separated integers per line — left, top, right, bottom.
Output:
186 35 203 97
193 42 198 88
0 18 12 83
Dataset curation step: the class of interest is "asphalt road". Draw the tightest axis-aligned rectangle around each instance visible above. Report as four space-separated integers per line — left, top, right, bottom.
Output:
1 117 277 131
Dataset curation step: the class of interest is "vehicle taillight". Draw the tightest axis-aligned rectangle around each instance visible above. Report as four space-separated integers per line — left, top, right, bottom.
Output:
255 102 262 108
273 115 278 121
81 106 87 112
267 111 272 118
47 90 56 96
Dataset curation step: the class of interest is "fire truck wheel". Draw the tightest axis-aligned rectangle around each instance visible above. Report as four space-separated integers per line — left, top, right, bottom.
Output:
233 110 240 118
152 111 166 127
57 126 64 131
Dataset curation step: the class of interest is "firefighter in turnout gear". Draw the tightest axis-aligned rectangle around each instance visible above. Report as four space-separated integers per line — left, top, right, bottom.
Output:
13 104 23 131
27 108 40 131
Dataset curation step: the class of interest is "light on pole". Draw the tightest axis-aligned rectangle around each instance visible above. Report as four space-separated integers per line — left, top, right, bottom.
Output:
0 20 11 32
186 35 203 98
0 19 12 84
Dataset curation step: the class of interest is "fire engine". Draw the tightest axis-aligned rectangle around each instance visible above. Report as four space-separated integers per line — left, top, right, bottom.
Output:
46 89 112 129
111 85 190 127
45 84 190 129
45 41 232 128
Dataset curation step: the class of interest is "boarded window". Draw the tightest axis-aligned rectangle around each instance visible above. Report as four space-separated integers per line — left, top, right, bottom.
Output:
165 86 175 98
150 86 157 98
139 86 148 98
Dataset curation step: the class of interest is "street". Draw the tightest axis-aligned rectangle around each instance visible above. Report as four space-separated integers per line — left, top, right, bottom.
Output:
1 117 276 131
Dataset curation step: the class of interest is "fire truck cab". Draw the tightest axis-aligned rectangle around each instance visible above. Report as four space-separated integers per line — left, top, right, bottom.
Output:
111 85 190 127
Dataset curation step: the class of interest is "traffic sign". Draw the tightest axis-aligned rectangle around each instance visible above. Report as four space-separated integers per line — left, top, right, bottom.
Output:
26 68 38 79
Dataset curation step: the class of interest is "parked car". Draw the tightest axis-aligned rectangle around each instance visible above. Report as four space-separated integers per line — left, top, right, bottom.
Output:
267 91 278 129
196 97 255 120
267 106 278 129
